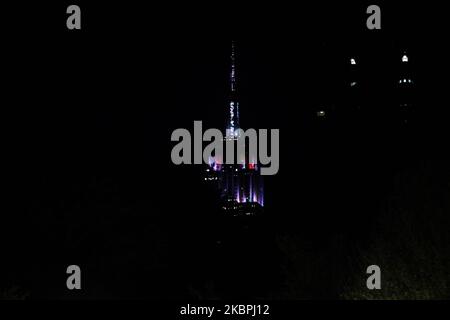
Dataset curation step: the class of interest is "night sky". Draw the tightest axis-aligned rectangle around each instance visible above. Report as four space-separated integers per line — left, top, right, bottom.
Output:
2 2 449 300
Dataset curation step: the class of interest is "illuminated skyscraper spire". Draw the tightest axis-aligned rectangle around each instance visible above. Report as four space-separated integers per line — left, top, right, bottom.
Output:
226 41 240 139
204 41 264 215
230 41 237 93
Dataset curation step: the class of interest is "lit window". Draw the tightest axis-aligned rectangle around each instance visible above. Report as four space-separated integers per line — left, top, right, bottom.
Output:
317 110 326 117
350 58 356 65
402 54 408 63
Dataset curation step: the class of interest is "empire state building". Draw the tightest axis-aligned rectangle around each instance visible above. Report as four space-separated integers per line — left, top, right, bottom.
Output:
204 42 264 217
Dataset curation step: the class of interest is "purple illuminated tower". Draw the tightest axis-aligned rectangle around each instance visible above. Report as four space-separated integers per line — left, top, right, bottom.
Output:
205 41 264 216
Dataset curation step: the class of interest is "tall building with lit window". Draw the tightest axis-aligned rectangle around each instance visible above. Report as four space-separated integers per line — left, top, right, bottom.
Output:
204 42 264 217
